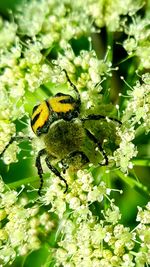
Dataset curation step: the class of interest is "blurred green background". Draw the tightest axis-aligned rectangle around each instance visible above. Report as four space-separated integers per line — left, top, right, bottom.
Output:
0 0 23 15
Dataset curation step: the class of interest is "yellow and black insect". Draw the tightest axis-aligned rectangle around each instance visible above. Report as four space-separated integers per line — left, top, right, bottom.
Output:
0 70 121 195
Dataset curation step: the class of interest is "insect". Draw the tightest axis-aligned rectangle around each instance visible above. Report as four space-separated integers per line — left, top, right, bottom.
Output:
0 70 121 195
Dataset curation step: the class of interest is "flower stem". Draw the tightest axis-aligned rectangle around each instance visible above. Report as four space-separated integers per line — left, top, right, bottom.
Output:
132 159 150 167
115 169 149 198
7 174 49 189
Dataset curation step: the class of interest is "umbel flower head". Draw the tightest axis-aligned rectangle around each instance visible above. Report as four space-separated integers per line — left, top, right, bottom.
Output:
0 178 54 266
0 0 149 266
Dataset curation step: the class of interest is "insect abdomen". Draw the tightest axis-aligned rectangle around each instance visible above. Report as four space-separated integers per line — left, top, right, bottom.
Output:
43 119 84 159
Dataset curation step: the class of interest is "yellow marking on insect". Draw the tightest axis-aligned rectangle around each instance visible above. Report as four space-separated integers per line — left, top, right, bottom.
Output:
49 95 74 113
31 101 50 134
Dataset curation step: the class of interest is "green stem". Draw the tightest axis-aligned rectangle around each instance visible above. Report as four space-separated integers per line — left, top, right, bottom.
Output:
132 159 150 167
106 30 113 62
115 53 135 66
7 174 49 189
103 30 113 102
115 170 150 199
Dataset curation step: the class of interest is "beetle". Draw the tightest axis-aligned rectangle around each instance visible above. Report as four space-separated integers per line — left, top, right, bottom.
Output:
0 70 121 195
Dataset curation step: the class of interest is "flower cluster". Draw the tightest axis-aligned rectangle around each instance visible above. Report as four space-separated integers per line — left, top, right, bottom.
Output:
123 74 150 133
135 202 150 266
15 0 145 38
123 16 150 69
42 170 108 219
0 179 54 266
113 73 150 172
113 127 138 172
0 19 51 162
52 44 113 112
41 171 150 267
55 219 136 267
16 0 93 42
101 0 144 31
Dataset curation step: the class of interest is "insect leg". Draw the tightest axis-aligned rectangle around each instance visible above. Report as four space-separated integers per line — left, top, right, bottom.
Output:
63 69 81 108
45 156 68 193
0 136 32 158
85 128 108 166
81 114 122 125
69 151 90 163
60 150 90 174
35 148 46 196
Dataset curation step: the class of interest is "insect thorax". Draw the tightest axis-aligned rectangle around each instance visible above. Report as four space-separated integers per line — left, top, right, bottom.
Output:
43 118 85 160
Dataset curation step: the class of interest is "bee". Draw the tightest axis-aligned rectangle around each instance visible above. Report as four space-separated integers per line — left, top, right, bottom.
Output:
0 70 121 195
